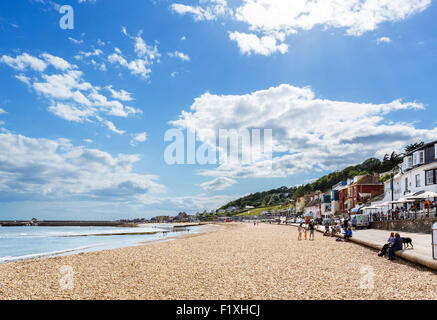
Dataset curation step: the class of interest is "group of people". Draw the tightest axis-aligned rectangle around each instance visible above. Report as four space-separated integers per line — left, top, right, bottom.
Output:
370 203 437 221
378 232 403 260
297 222 315 241
297 221 353 242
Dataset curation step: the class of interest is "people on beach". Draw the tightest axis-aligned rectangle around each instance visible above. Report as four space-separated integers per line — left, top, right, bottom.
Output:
343 218 349 231
378 232 395 257
309 222 315 241
298 223 303 241
343 227 352 241
304 224 308 240
387 233 403 260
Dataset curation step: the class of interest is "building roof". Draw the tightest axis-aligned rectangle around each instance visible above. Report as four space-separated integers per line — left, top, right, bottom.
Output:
405 140 437 156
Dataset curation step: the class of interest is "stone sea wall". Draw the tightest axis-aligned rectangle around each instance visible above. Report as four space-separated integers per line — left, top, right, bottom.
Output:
370 218 437 234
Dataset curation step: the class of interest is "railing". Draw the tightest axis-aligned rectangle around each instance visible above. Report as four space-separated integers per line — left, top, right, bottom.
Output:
369 208 437 221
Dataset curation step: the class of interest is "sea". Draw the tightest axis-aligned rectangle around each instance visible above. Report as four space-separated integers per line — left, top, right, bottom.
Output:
0 224 202 263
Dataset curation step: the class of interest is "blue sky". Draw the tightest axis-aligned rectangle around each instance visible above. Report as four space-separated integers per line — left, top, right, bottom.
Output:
0 0 436 220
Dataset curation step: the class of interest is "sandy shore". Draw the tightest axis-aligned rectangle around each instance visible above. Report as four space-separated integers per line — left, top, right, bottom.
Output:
0 223 436 300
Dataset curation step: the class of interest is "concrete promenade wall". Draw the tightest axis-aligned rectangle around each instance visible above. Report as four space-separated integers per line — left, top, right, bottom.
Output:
370 219 437 234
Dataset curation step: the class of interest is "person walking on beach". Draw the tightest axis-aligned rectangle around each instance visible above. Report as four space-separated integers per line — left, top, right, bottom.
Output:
309 222 315 241
298 223 303 241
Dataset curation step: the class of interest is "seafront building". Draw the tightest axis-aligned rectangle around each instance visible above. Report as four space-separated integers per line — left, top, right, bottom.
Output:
304 140 437 219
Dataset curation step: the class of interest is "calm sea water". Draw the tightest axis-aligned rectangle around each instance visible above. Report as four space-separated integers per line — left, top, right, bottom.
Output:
0 224 200 263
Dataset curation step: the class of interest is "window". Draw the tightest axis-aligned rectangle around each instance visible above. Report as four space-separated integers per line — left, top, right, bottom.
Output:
413 151 425 166
407 156 413 169
415 174 421 188
405 177 409 192
420 150 425 164
435 144 437 159
426 170 435 185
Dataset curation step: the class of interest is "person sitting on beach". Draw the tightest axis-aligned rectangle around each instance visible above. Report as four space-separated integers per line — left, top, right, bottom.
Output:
387 233 403 261
298 223 303 241
378 232 395 257
343 228 352 242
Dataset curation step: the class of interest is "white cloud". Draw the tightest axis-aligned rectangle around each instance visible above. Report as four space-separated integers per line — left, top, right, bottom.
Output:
130 132 148 146
229 31 288 55
103 120 125 135
0 53 47 72
170 1 230 21
48 103 94 122
170 0 431 55
15 74 31 86
0 131 165 202
68 37 83 44
0 108 6 115
377 37 392 44
108 28 160 80
2 52 141 134
200 177 237 191
105 85 133 101
171 83 436 179
167 51 191 61
41 53 75 70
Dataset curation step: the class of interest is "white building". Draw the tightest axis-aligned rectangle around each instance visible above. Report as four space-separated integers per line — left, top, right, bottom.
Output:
383 140 437 202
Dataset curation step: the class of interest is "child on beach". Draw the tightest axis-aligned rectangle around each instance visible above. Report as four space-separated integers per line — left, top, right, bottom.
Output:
298 223 303 240
304 224 308 240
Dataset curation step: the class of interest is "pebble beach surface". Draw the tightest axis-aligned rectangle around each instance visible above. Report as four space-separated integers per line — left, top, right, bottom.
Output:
0 223 436 300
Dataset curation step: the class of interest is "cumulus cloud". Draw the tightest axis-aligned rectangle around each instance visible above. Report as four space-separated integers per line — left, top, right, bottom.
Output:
229 31 288 55
199 177 237 191
171 83 436 179
170 0 431 55
130 132 148 146
0 132 165 202
0 53 47 72
1 52 141 134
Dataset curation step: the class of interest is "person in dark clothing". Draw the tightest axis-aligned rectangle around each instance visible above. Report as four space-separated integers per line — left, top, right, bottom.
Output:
343 218 348 231
387 233 403 260
378 232 395 257
343 227 352 241
309 222 315 241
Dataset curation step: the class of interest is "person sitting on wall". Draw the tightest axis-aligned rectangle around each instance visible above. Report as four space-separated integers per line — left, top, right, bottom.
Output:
343 227 353 242
378 232 395 257
387 233 403 261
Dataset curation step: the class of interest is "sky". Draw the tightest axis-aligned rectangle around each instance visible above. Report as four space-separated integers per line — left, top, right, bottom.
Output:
0 0 436 220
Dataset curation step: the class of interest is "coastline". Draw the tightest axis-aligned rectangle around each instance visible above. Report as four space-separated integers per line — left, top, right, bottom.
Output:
0 223 219 264
1 223 436 300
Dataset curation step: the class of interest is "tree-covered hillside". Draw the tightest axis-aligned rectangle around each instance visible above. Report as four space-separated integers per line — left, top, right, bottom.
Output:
219 142 422 212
